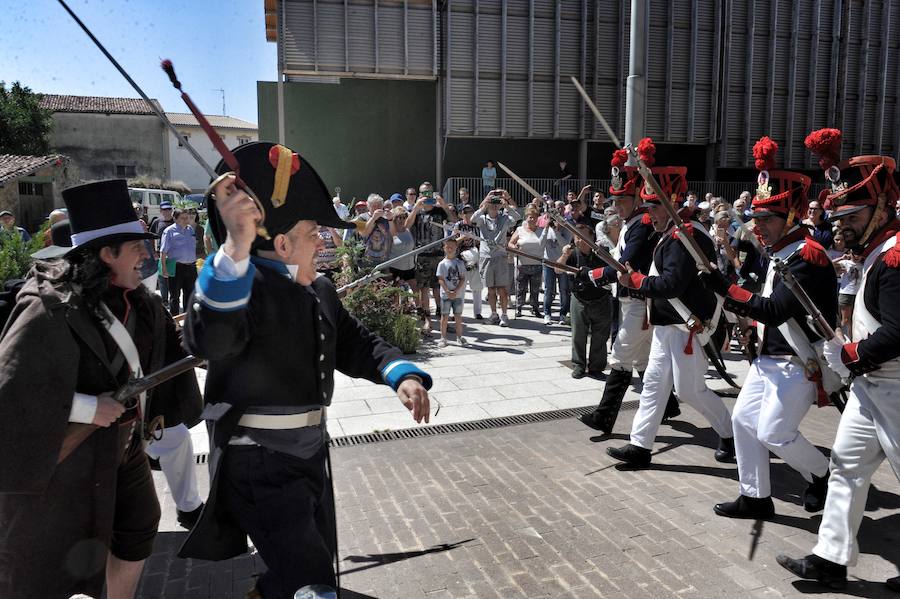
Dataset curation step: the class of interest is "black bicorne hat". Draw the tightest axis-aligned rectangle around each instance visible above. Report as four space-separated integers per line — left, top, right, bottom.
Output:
62 179 156 253
206 141 352 250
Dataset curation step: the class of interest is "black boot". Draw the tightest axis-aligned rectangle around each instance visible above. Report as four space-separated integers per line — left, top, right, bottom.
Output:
713 495 775 519
662 392 681 421
579 368 631 434
887 576 900 592
803 471 829 512
776 554 847 590
714 436 736 463
177 503 205 530
606 443 652 467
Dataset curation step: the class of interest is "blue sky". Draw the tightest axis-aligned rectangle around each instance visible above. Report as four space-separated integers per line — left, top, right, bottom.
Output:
1 0 277 123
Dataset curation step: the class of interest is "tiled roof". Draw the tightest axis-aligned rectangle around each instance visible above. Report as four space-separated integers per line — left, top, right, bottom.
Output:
0 154 68 185
39 94 161 115
165 112 258 131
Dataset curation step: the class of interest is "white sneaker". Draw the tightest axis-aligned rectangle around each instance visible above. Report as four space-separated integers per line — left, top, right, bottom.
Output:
488 313 500 325
543 314 552 325
457 336 469 346
499 314 509 327
438 337 449 348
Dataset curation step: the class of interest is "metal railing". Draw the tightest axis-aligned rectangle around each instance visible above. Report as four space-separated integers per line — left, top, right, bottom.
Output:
442 177 828 207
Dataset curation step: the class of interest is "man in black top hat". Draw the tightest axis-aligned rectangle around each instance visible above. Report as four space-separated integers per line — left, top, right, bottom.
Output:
0 179 202 599
179 141 433 597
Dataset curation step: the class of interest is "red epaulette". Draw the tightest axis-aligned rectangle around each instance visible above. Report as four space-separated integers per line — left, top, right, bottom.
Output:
641 213 652 226
883 233 900 269
671 222 694 240
799 237 830 267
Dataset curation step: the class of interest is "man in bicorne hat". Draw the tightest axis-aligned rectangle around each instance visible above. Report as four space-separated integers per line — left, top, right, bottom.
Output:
579 141 679 434
601 146 736 468
778 130 900 591
0 179 202 599
702 136 836 520
178 142 433 597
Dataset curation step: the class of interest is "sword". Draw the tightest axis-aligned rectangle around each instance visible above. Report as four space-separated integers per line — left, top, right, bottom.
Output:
57 355 206 463
571 77 713 274
546 210 627 273
748 519 764 561
337 233 458 294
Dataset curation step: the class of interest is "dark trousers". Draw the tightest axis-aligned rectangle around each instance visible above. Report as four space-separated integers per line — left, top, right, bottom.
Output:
221 446 336 599
571 294 611 373
169 262 198 315
158 273 170 307
516 264 542 313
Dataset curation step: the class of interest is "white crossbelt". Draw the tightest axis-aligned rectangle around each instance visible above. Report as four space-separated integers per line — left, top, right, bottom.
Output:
237 409 323 430
100 302 145 417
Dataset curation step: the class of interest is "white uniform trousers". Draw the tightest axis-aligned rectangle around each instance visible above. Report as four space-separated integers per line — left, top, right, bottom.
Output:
145 423 203 512
609 297 652 372
733 356 829 498
813 376 900 566
630 325 733 449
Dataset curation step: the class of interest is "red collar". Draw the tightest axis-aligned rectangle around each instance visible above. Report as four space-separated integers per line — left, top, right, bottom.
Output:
860 220 900 259
768 225 809 253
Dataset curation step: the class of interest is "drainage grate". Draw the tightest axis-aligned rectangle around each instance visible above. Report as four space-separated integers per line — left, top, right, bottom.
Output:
329 400 640 448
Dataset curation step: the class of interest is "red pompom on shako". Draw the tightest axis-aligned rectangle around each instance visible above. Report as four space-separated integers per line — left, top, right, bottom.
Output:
804 128 842 170
608 148 638 197
636 138 688 205
749 135 809 222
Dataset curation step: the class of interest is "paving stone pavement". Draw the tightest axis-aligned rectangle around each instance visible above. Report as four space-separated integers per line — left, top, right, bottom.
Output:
141 393 900 598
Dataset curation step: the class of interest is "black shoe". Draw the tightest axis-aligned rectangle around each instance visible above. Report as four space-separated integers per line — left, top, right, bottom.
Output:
714 436 736 463
887 576 900 592
515 309 523 317
607 444 652 467
714 495 775 519
148 457 161 471
475 314 484 320
776 554 847 590
585 368 632 434
662 393 681 421
531 308 541 318
177 503 204 530
803 472 829 512
572 367 586 379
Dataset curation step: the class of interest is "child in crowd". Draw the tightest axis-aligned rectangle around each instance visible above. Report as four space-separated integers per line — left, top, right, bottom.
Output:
436 237 468 347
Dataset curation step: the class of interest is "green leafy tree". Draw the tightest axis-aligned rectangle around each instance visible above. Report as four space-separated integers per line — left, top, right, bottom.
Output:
0 222 49 287
0 82 53 156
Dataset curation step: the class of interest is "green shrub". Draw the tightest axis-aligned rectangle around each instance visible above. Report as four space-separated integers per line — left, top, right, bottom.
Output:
0 223 48 287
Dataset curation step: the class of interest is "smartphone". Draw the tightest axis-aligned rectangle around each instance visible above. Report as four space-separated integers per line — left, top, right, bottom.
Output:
424 197 437 206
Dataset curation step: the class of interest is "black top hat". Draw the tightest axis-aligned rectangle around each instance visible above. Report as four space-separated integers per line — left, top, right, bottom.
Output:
207 141 351 251
62 179 156 252
31 219 73 260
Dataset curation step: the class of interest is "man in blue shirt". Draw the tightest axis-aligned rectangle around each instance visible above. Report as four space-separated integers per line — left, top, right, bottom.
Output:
159 209 197 314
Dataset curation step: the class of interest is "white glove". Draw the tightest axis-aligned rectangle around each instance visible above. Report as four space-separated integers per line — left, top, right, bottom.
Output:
823 337 851 379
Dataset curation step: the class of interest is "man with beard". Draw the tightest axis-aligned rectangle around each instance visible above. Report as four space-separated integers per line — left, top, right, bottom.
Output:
579 142 679 433
602 146 735 467
702 136 836 520
777 129 900 592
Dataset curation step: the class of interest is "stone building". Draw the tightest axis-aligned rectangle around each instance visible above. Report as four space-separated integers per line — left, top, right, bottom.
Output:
0 154 73 234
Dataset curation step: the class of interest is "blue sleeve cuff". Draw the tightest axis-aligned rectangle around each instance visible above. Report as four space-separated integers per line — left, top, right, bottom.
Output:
193 254 256 312
381 360 433 391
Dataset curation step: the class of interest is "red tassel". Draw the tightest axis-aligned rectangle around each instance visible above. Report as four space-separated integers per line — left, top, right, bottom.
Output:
611 148 628 169
641 212 652 225
637 137 656 168
799 237 830 267
684 330 694 355
672 222 694 240
752 136 778 171
883 233 900 268
804 128 842 170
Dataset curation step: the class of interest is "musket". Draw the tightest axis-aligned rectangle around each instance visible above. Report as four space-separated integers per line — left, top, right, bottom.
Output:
56 0 270 239
495 161 626 273
57 355 206 463
337 233 459 294
570 77 713 274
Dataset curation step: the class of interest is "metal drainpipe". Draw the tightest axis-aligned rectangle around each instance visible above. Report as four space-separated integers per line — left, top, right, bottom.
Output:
624 0 647 162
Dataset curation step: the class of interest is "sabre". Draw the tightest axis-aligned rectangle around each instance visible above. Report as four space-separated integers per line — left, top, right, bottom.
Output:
570 77 713 273
337 233 458 294
56 0 270 239
57 355 206 463
748 519 764 561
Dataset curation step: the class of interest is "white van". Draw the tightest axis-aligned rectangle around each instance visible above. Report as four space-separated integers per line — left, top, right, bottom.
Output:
128 188 182 222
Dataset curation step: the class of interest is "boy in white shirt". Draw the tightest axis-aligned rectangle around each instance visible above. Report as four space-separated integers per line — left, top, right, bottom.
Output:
436 237 468 347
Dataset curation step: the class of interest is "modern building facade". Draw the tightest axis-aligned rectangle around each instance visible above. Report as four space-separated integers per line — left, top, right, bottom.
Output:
260 0 900 200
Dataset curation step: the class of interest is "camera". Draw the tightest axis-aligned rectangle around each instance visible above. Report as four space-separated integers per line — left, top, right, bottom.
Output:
489 197 503 205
